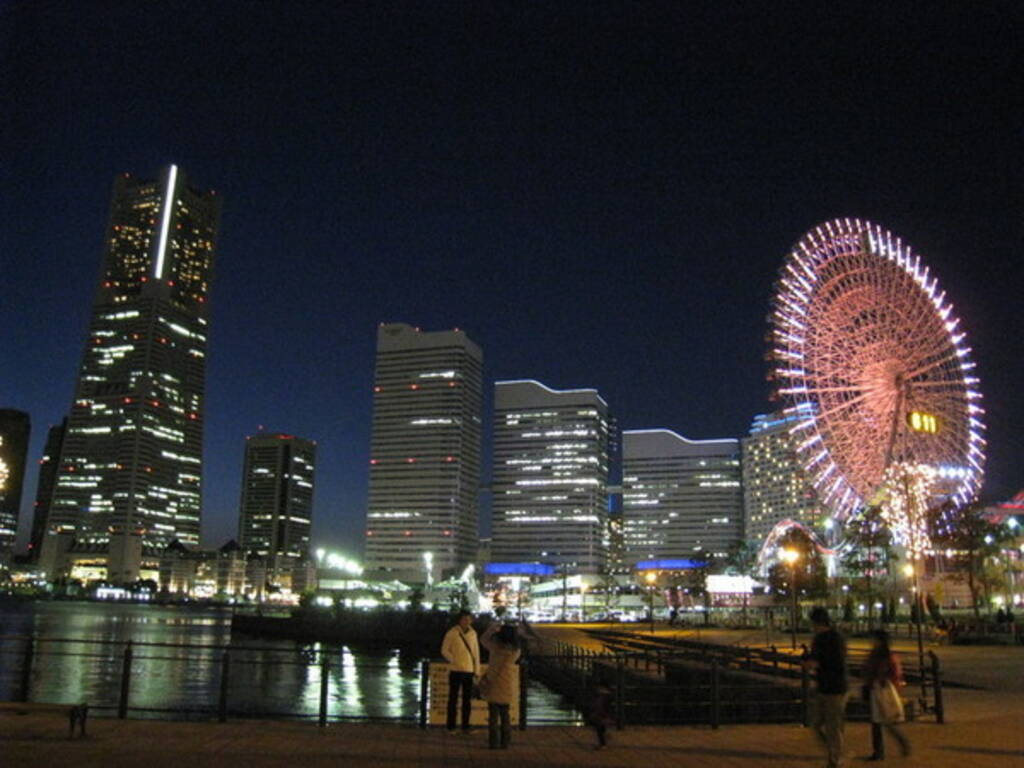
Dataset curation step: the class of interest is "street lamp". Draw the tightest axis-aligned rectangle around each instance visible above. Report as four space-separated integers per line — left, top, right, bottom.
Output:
779 548 800 650
902 559 926 694
579 583 588 622
645 571 658 635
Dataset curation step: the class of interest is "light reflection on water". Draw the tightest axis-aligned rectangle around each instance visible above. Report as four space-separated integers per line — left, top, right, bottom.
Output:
0 601 576 723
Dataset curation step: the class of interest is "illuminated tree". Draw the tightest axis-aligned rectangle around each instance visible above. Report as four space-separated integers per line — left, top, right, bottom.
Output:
768 528 828 602
841 505 895 627
928 500 1011 620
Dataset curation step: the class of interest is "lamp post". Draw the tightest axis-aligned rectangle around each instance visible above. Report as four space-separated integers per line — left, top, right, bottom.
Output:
780 548 800 650
645 571 657 635
580 583 588 623
903 560 926 694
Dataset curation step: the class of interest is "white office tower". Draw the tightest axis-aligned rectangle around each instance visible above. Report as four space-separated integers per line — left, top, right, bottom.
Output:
364 324 483 582
622 429 743 567
741 406 821 545
491 380 610 573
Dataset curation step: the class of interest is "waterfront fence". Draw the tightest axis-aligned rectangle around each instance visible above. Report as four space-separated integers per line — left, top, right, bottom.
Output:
533 636 946 727
0 635 430 725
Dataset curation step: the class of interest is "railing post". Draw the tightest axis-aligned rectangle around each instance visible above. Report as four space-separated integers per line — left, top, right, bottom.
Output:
771 645 778 676
518 657 528 731
118 641 133 719
929 650 945 724
710 659 720 730
419 659 429 730
218 651 230 723
800 662 810 727
319 656 330 727
615 657 625 730
19 636 34 702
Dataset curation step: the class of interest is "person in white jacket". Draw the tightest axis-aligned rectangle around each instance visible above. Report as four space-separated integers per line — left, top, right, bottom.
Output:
441 610 479 732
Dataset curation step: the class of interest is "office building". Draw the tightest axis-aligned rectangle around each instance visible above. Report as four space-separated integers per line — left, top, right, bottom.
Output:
29 419 67 561
43 166 220 583
0 410 31 565
741 405 821 545
364 323 483 582
491 379 610 573
622 429 742 567
238 433 317 584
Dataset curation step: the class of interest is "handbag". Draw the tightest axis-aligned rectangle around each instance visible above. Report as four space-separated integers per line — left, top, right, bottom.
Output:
475 672 492 700
872 680 905 723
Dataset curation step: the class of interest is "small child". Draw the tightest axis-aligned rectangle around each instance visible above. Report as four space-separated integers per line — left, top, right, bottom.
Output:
587 683 614 749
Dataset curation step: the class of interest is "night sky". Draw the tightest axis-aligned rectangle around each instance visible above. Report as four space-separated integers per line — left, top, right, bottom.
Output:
3 1 1021 556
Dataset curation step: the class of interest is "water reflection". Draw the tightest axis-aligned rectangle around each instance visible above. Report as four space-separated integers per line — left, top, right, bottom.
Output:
0 601 574 722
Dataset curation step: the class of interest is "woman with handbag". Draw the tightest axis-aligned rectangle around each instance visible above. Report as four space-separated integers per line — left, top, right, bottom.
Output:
478 621 521 749
862 630 911 760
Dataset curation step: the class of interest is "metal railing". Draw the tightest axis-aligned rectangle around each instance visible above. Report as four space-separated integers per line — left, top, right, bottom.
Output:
0 633 945 728
534 637 946 727
0 635 426 724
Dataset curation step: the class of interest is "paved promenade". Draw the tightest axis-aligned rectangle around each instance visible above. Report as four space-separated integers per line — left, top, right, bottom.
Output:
2 688 1022 768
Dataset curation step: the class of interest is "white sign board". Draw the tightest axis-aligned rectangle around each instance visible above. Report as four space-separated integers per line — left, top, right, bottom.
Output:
427 662 520 726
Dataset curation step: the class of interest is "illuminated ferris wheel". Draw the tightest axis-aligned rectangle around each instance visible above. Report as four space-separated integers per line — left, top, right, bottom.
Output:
770 219 985 526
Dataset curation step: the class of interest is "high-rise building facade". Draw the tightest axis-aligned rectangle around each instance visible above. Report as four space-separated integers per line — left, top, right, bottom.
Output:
622 429 742 567
364 324 483 581
29 419 67 561
0 410 31 565
491 380 610 573
238 433 317 580
741 405 820 545
43 166 220 583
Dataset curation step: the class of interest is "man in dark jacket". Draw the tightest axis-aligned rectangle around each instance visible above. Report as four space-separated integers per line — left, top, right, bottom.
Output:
803 607 848 768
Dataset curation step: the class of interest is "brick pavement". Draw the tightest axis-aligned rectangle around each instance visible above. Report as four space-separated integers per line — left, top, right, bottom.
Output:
2 688 1021 768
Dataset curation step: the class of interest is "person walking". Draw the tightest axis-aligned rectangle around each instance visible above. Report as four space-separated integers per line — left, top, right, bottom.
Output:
586 682 614 749
862 630 911 760
478 621 521 749
441 610 480 733
803 607 849 768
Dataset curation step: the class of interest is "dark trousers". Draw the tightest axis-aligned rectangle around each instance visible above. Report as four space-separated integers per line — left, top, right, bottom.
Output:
488 702 511 748
871 721 910 758
593 722 608 746
447 671 474 730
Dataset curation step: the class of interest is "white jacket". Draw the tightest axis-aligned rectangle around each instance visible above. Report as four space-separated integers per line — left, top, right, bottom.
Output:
441 626 480 674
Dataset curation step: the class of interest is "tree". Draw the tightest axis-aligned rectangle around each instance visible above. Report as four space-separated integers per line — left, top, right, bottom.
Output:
928 501 1012 621
767 528 828 603
725 539 760 577
596 566 621 617
841 506 895 627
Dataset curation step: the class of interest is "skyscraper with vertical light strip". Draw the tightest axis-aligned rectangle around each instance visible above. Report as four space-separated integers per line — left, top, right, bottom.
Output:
42 166 220 583
364 323 482 582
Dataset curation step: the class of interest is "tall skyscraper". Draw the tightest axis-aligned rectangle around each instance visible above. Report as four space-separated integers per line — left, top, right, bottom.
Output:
491 380 610 573
29 419 67 561
43 166 220 583
741 405 821 545
0 410 31 566
622 429 743 567
364 324 483 581
238 433 317 582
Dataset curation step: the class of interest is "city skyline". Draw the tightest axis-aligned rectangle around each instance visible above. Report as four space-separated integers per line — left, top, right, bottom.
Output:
4 3 1021 557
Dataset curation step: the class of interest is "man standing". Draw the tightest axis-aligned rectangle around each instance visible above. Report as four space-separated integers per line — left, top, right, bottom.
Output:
803 607 848 768
441 610 479 732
